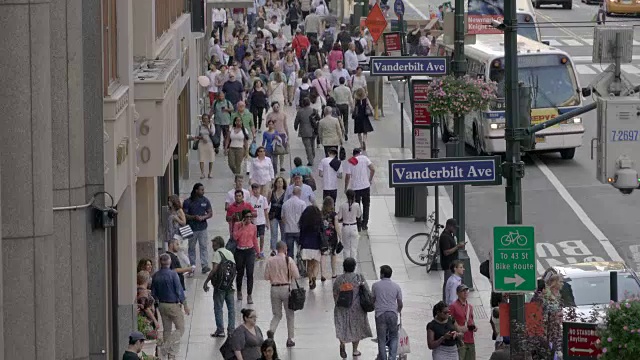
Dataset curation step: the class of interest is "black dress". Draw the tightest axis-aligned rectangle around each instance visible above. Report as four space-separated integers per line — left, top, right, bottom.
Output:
353 99 374 134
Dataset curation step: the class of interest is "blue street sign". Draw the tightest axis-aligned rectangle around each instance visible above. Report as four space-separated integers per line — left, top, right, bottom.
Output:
369 57 448 77
394 0 405 17
388 156 502 187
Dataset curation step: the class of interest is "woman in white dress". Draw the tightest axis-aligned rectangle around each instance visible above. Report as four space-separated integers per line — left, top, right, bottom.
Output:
337 189 362 261
249 146 275 197
268 72 286 112
192 114 216 179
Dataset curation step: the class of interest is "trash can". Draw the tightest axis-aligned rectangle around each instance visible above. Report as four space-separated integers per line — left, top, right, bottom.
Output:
394 187 415 218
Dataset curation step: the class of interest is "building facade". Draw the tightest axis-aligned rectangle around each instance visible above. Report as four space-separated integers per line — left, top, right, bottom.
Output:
0 0 199 358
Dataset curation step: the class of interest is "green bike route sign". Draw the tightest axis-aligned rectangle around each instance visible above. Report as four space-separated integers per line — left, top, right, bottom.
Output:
493 226 536 293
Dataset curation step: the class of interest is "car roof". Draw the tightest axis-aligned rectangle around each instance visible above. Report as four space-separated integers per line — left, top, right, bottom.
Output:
548 261 632 279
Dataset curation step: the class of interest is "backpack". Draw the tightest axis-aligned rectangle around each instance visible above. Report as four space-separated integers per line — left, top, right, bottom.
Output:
309 108 320 133
298 86 311 106
336 281 355 307
307 53 320 72
322 33 334 53
354 38 365 55
212 251 237 291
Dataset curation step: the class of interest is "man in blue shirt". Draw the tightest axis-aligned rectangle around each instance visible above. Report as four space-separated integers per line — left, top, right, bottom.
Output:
183 183 213 274
152 254 190 359
284 173 316 206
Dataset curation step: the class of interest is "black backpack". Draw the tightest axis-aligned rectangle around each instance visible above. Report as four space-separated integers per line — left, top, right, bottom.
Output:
336 281 355 307
212 251 237 291
354 38 365 55
298 86 311 106
322 33 334 53
307 53 320 72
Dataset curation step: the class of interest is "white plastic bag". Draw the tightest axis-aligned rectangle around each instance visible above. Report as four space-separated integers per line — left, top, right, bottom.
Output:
397 325 411 355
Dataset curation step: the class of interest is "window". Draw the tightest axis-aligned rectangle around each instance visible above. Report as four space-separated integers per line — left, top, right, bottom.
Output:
102 0 118 95
155 0 188 40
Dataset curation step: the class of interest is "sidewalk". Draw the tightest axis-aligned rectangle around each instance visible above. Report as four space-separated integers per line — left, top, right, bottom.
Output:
172 82 495 359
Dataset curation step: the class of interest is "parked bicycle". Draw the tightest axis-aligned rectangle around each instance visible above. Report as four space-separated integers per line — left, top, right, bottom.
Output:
404 212 444 270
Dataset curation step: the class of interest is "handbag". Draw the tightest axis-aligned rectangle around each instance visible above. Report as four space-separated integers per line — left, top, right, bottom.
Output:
225 235 237 253
398 316 411 355
192 140 199 151
339 146 346 161
219 331 236 359
335 241 344 254
358 274 375 312
287 257 306 311
249 141 258 157
179 225 194 238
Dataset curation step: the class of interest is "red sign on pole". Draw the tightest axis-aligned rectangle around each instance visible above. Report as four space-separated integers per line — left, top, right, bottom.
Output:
563 322 601 359
383 32 402 53
413 103 431 126
365 4 388 43
412 81 431 102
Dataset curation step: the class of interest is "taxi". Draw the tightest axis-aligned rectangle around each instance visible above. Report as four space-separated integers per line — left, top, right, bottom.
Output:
605 0 640 15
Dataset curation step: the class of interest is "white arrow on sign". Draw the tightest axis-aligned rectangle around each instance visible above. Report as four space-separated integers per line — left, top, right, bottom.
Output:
570 348 594 354
504 274 525 287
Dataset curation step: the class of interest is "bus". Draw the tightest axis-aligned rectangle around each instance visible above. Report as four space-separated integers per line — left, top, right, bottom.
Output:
433 34 585 159
463 0 542 42
516 0 542 43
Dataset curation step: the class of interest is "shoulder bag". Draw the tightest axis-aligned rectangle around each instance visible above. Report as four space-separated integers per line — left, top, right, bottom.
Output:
358 274 375 312
287 257 306 311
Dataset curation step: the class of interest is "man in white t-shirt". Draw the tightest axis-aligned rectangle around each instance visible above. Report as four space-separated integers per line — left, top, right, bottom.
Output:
343 148 374 231
318 147 342 203
225 175 251 211
249 183 270 259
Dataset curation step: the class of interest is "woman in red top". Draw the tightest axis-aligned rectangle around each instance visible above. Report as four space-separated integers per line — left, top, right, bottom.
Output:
234 209 260 305
327 43 344 72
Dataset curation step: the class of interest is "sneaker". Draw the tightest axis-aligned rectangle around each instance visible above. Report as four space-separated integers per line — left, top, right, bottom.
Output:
279 167 285 172
286 339 296 347
202 266 211 274
211 330 225 338
267 330 274 339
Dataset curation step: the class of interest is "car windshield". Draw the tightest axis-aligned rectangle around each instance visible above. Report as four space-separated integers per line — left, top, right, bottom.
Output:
490 55 580 109
517 14 539 41
561 274 640 307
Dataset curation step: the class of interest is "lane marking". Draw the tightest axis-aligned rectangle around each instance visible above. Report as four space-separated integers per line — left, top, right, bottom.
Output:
576 64 597 75
622 64 640 74
583 39 594 45
563 39 584 47
402 0 428 21
547 39 564 47
531 156 624 262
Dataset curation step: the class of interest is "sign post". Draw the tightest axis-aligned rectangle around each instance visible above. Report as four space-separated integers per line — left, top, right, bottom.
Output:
492 226 536 293
563 322 601 360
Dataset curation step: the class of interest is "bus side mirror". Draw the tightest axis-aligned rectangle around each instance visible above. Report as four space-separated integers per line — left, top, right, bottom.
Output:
542 41 550 46
581 87 592 97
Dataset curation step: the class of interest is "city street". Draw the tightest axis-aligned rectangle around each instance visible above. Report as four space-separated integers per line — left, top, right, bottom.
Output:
398 0 640 274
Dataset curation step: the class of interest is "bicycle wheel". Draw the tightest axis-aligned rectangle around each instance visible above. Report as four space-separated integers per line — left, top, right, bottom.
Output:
405 233 432 266
425 235 439 273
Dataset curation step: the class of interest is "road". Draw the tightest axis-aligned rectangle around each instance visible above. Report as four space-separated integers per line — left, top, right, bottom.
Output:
394 0 640 274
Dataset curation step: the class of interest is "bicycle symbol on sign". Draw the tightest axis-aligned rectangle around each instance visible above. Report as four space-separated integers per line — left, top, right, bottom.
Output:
500 230 528 247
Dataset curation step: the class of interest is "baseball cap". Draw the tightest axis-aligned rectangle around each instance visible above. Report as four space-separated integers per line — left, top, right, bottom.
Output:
129 331 146 342
456 284 470 293
446 218 458 228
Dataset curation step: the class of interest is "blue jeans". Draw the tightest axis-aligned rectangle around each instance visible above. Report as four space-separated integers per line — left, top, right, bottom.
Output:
188 230 209 268
283 232 299 258
269 218 284 251
213 288 235 333
375 312 399 360
246 13 256 32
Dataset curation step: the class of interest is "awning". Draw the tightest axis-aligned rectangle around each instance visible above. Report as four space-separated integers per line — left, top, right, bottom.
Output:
207 0 254 8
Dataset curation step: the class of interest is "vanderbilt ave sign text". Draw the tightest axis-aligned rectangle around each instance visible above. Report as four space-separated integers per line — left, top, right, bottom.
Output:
388 157 502 187
369 56 448 76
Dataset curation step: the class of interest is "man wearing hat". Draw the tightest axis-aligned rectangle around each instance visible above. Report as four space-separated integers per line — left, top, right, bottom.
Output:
344 148 374 231
122 331 145 360
449 284 477 360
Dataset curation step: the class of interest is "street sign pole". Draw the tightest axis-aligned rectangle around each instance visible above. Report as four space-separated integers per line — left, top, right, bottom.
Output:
452 0 470 288
501 0 526 358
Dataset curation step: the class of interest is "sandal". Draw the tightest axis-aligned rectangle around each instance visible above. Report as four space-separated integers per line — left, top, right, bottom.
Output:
339 345 347 359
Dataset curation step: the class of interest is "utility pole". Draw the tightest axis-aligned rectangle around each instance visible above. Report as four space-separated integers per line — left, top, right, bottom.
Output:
452 0 467 249
502 0 526 358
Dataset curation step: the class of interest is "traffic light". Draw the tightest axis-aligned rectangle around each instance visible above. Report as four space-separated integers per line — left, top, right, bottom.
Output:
595 96 640 194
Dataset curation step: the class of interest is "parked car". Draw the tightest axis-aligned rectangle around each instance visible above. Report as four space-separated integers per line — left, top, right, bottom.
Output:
541 261 640 321
533 0 572 9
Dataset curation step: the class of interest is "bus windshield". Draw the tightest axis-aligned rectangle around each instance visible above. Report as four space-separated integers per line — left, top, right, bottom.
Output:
490 55 580 109
517 14 539 41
